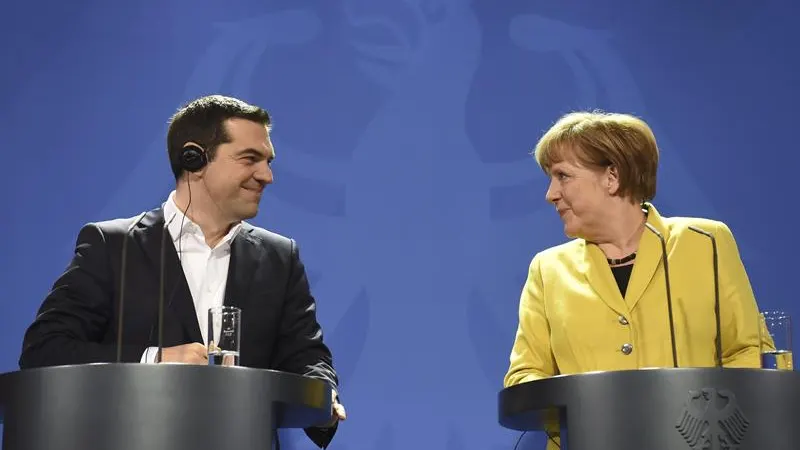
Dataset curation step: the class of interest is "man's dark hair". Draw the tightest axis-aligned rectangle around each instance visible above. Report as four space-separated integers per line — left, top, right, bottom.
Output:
166 94 271 180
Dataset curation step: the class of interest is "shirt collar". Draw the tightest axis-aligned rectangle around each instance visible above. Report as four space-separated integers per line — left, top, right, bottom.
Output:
162 190 243 248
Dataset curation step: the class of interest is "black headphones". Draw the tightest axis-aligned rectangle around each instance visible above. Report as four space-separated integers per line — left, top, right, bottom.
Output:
180 142 207 173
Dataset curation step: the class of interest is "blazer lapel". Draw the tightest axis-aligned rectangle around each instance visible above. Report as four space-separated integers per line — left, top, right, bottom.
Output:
133 208 203 344
580 241 628 315
625 204 668 310
223 225 260 311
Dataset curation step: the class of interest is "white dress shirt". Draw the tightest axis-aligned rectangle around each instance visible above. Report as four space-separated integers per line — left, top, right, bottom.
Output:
141 191 242 363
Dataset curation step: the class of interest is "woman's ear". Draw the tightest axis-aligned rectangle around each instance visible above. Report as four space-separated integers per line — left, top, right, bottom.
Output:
606 165 620 195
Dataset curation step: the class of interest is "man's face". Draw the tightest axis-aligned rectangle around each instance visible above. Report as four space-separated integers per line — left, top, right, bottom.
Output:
201 118 275 222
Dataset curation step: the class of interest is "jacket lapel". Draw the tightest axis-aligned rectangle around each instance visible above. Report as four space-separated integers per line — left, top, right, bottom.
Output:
133 208 203 344
223 225 260 311
625 204 669 310
580 241 628 315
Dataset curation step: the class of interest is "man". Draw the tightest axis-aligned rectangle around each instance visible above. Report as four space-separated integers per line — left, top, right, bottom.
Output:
18 94 346 448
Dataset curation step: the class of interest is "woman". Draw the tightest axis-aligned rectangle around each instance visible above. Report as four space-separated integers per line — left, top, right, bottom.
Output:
504 110 765 382
503 111 766 448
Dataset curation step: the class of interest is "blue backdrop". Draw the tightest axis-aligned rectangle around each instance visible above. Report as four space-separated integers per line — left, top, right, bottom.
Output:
1 1 798 449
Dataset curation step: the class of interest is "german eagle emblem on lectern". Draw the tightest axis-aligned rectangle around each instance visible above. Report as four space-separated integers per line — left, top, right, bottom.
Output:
675 388 750 449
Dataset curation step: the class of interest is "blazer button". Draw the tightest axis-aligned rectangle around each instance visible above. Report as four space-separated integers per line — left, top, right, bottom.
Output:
618 315 629 325
621 343 633 355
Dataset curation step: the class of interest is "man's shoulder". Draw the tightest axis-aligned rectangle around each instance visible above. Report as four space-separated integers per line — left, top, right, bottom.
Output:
83 210 156 237
240 222 294 251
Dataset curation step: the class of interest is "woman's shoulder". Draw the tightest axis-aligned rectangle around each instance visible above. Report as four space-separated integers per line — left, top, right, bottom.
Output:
530 238 585 267
646 203 736 241
661 214 735 240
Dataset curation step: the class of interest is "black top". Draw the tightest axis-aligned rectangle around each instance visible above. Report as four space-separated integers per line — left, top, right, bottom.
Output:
611 263 634 298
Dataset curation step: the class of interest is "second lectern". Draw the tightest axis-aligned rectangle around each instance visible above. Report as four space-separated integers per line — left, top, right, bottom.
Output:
499 368 800 449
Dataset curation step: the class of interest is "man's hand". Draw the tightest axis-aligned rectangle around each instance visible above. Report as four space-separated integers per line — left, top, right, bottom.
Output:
159 343 207 364
318 390 346 428
333 398 347 422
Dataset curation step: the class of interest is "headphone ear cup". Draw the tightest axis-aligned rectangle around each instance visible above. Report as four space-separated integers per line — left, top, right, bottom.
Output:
181 144 207 173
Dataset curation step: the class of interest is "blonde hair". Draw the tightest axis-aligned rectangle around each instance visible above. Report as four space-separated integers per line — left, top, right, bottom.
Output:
533 110 659 202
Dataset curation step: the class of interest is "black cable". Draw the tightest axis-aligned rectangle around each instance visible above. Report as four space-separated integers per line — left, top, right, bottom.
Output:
512 431 526 450
512 431 561 449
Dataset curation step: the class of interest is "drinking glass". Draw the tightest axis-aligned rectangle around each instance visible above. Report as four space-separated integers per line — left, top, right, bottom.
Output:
759 310 793 370
208 306 241 367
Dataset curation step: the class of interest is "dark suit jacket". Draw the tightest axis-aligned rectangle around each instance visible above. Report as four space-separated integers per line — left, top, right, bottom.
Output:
19 208 339 448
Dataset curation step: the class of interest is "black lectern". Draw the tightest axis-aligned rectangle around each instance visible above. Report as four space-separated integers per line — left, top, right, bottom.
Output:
498 368 800 449
0 363 332 450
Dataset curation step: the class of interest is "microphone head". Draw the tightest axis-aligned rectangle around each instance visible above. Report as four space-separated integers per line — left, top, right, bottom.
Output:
687 225 713 238
644 222 664 239
123 212 147 233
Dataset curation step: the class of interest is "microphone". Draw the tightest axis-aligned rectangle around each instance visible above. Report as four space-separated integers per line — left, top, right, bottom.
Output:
116 212 148 363
156 212 178 363
687 225 722 368
644 223 678 368
157 219 169 363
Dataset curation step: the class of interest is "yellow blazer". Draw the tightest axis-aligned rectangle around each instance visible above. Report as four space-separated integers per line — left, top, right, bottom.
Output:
504 203 764 388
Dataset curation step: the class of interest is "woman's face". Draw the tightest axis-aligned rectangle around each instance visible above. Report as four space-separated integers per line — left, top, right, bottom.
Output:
545 152 617 240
